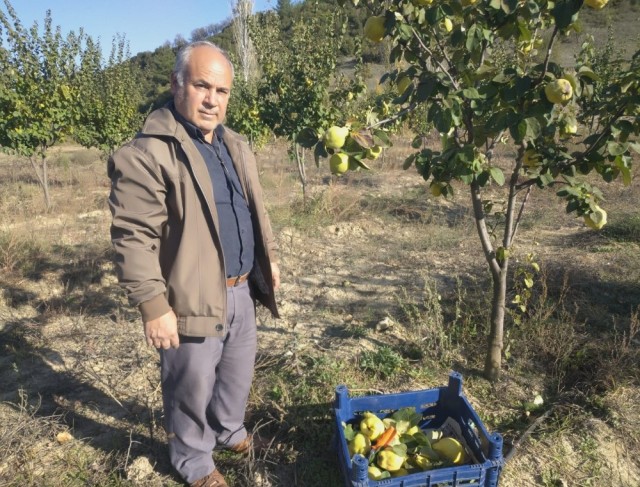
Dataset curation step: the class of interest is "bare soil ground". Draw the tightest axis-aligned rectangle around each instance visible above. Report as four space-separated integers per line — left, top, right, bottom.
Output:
0 139 639 487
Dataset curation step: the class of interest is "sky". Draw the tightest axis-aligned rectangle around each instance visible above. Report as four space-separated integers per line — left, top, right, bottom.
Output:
6 0 279 58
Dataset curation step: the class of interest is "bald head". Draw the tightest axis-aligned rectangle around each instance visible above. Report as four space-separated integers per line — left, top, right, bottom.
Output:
171 42 234 142
173 41 235 87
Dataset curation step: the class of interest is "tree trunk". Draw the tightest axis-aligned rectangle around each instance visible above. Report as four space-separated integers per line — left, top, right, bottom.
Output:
470 180 511 382
230 0 257 84
293 143 307 203
484 264 507 382
472 149 524 381
29 155 52 212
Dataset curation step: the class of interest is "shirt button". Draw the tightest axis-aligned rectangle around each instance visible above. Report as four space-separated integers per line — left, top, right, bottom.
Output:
216 324 224 332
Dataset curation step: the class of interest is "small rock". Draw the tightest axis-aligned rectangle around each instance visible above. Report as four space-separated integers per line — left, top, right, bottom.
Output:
126 455 155 483
56 431 74 444
376 317 395 332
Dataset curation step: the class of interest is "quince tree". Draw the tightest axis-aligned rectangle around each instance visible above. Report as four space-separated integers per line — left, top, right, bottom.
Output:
316 0 639 380
251 7 367 200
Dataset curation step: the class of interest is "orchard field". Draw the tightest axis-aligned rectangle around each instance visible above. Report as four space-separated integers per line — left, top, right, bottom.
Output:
0 134 639 486
2 0 640 486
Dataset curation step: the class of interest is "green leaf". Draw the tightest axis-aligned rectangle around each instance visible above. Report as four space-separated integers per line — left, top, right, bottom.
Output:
462 87 481 99
607 141 627 157
518 117 542 142
296 127 319 148
489 166 505 185
351 131 375 149
343 422 356 442
373 129 392 147
391 408 422 427
524 277 534 288
578 66 600 81
551 0 581 30
314 141 328 167
403 153 417 170
415 77 437 103
398 22 413 41
496 246 509 264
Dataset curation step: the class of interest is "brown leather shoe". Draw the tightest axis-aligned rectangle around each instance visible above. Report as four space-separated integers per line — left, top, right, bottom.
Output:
223 434 271 454
190 469 228 487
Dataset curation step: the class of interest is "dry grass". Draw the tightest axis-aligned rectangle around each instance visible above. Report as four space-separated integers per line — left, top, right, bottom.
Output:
1 127 639 486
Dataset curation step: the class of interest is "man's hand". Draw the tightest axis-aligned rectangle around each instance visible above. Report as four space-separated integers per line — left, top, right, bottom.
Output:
271 262 281 291
144 310 180 349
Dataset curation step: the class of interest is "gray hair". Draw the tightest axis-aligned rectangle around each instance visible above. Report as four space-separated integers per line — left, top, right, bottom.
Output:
173 41 235 87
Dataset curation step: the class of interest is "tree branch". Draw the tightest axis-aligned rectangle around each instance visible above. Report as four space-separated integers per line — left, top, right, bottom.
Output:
536 25 559 86
410 26 459 90
470 181 501 276
367 103 417 130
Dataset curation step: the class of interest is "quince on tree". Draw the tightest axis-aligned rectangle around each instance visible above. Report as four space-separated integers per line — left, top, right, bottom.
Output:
560 117 578 137
584 0 609 8
523 149 541 168
430 182 445 197
584 205 607 230
413 0 434 5
442 17 453 33
330 153 349 175
544 79 573 105
324 125 349 149
364 16 386 43
366 145 383 160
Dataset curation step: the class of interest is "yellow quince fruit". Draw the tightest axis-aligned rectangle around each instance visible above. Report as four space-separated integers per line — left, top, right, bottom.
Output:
584 205 607 230
584 0 608 9
368 465 384 480
364 16 386 43
348 432 372 457
544 78 573 105
432 437 466 465
329 153 349 175
366 145 383 160
377 447 407 472
360 412 385 441
324 125 349 149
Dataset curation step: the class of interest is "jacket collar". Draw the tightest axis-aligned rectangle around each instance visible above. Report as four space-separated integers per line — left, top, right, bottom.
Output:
139 104 251 166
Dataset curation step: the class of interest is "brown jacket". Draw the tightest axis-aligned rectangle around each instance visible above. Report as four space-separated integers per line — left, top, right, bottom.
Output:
108 107 279 337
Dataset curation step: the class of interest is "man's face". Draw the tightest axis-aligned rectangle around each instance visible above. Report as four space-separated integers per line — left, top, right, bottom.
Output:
171 46 233 142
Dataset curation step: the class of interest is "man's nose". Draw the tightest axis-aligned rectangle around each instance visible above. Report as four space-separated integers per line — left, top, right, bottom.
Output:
204 88 218 106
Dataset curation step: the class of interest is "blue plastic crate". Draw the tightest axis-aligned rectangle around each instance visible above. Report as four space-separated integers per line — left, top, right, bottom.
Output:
333 372 504 487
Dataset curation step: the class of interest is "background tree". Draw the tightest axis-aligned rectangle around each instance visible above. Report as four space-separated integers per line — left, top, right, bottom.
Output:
0 0 90 211
230 0 258 84
73 36 145 157
251 8 355 199
309 0 639 381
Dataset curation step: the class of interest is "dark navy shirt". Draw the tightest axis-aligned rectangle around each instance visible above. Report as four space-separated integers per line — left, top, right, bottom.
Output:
172 107 254 278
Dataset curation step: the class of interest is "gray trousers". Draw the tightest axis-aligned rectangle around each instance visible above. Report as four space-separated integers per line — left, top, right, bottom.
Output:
159 281 257 483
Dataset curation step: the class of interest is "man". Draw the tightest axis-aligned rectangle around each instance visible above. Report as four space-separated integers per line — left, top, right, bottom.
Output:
108 41 280 487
